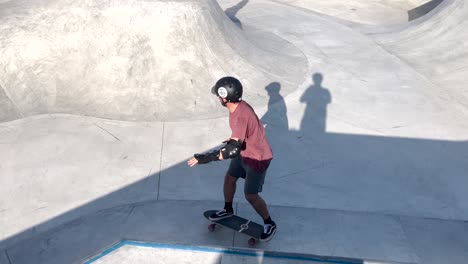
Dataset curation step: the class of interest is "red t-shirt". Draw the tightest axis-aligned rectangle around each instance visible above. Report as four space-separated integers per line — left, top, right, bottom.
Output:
230 101 273 171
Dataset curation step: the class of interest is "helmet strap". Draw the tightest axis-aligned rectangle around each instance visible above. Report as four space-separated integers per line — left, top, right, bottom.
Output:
219 97 228 107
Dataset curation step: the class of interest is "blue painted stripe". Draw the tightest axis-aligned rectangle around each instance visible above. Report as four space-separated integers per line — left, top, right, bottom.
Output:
85 240 361 264
84 242 126 264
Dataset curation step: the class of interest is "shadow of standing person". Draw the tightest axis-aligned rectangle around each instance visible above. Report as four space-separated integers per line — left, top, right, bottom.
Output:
261 82 289 133
300 73 332 137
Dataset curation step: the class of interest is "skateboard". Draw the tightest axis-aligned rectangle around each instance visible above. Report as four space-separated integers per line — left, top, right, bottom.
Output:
203 210 264 246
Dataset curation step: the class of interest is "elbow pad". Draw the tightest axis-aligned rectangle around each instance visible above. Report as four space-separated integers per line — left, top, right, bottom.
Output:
220 139 242 160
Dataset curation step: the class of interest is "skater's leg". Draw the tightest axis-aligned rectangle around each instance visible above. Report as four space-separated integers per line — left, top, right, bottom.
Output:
223 156 245 211
224 174 237 204
246 193 277 241
244 193 270 220
243 159 270 220
242 159 277 241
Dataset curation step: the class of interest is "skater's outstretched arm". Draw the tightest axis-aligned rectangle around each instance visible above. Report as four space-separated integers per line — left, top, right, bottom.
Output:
187 138 241 167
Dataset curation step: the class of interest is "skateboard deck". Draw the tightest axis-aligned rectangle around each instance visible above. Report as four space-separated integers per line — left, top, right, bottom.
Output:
203 210 263 245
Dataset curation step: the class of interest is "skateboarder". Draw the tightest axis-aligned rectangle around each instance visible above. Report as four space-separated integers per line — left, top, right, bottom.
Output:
187 76 277 241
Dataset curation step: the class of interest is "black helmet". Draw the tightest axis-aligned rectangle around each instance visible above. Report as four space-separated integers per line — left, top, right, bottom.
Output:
211 76 243 103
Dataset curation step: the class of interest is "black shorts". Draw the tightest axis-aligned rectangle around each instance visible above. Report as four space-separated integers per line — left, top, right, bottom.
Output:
226 156 270 194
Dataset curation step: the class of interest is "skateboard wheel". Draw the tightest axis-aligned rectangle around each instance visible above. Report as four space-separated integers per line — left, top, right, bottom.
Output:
208 223 216 232
248 238 256 246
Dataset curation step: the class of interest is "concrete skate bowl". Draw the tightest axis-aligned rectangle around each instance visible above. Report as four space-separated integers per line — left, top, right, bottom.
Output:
272 0 444 24
362 0 468 111
0 0 307 123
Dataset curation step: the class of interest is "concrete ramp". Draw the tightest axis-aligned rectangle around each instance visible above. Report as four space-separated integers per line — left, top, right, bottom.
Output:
370 0 468 111
0 0 307 122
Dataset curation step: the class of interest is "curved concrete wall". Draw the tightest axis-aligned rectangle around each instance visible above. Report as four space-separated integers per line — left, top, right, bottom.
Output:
371 0 468 110
273 0 434 25
0 0 307 122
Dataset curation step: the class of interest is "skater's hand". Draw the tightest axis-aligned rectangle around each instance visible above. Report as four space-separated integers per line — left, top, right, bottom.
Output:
187 157 199 167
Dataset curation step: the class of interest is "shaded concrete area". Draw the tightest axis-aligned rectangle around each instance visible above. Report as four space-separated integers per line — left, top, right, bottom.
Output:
3 199 468 263
0 201 416 263
0 251 9 264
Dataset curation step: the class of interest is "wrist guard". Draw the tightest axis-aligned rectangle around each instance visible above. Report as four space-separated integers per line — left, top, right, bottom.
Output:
194 151 220 164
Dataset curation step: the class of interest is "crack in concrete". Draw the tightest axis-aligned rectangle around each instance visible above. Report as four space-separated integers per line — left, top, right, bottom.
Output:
93 123 121 142
4 249 12 264
157 122 165 201
125 205 135 220
273 162 325 181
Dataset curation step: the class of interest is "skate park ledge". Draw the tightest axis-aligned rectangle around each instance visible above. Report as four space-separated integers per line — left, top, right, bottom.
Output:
84 240 401 264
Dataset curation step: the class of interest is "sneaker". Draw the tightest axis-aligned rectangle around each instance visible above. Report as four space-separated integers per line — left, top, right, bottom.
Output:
260 222 277 242
209 209 234 221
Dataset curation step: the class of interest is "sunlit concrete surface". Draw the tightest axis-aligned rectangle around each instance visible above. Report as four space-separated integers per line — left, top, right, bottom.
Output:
367 0 468 111
91 245 225 264
0 0 306 122
1 0 468 263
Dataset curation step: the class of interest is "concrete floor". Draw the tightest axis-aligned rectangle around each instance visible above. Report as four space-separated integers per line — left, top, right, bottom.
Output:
1 0 468 263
